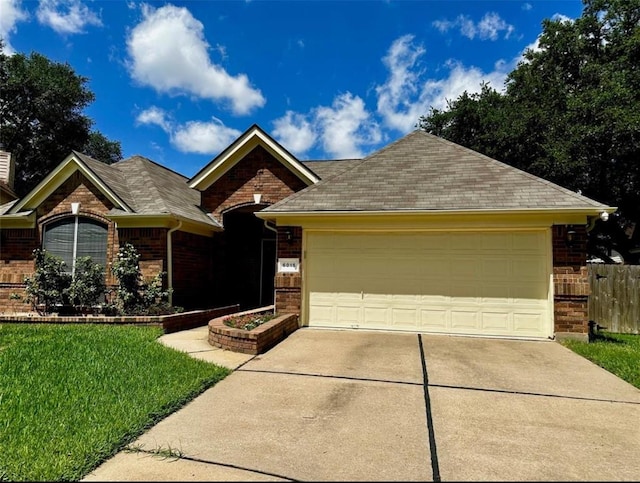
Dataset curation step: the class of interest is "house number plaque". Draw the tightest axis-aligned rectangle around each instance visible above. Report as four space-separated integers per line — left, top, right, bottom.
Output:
278 258 300 273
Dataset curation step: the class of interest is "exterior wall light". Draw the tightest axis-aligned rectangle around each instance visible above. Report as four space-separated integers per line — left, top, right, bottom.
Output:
566 227 577 247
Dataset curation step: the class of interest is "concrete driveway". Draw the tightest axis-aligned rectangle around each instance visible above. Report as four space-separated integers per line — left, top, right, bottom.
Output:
84 328 640 481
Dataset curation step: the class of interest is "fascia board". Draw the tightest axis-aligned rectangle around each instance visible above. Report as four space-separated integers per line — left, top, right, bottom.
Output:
255 208 616 230
107 213 220 237
11 155 132 214
0 211 36 228
189 128 319 190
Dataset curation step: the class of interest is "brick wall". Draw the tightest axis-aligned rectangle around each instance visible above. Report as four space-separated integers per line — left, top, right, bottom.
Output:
201 145 308 222
552 224 589 337
0 172 119 312
171 230 215 310
118 228 168 281
275 226 302 314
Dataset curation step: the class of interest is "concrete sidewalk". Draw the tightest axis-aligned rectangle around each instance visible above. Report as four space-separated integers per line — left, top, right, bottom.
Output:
84 328 640 482
157 325 255 369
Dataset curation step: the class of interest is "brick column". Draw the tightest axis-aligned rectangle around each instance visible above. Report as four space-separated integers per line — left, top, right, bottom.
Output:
274 226 302 314
552 225 589 341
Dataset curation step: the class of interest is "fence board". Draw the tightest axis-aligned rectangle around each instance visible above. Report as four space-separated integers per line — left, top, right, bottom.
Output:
588 264 640 334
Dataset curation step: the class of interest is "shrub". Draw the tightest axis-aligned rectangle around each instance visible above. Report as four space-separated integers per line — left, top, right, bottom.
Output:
24 249 71 315
67 257 106 310
110 243 177 316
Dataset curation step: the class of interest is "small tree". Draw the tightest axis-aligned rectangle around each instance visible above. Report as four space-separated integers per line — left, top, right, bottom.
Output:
110 243 174 315
24 248 71 315
67 256 106 311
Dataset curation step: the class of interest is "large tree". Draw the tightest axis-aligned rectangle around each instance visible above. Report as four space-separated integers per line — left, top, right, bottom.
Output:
0 42 122 196
419 0 640 263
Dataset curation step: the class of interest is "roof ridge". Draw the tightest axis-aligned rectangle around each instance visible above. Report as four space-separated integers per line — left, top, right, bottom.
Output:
117 157 171 213
117 155 189 180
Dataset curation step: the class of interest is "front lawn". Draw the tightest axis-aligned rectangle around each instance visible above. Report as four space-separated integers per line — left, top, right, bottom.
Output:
561 331 640 390
0 323 230 482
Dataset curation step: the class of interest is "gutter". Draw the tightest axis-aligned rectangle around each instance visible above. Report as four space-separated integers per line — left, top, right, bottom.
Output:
255 207 617 219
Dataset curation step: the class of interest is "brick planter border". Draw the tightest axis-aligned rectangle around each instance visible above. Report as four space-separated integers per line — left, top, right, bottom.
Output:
208 309 299 355
0 304 240 334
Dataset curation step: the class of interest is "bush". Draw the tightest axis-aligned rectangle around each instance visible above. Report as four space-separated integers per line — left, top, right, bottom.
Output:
68 257 106 310
110 243 177 316
24 249 71 315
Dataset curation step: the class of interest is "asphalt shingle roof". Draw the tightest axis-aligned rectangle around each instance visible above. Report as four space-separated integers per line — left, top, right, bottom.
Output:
301 159 363 180
264 130 610 213
75 153 220 228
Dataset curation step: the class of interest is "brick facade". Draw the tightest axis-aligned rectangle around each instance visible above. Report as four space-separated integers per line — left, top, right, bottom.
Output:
552 224 590 339
274 226 303 315
201 145 308 222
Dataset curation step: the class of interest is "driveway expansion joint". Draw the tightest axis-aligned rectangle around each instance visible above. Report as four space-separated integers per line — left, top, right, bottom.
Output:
429 382 640 405
238 367 422 386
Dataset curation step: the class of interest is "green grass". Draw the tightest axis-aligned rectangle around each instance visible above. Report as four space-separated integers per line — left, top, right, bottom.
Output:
561 331 640 390
0 323 231 482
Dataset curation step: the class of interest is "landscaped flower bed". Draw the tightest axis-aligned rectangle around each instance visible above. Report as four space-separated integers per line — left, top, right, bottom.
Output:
223 310 279 331
209 308 299 355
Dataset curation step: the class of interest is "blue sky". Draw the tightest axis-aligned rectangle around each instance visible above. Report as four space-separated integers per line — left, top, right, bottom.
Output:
1 0 584 178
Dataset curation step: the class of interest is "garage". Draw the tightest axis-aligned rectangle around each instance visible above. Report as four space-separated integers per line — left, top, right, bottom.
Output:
305 230 553 339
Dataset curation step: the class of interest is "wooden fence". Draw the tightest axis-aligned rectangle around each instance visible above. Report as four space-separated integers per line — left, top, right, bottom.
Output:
588 264 640 334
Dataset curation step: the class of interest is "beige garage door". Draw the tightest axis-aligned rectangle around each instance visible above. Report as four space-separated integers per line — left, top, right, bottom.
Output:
305 230 552 338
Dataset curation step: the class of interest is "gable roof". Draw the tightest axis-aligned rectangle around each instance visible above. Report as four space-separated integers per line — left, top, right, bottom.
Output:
9 151 135 215
262 130 614 215
188 124 320 190
5 152 221 233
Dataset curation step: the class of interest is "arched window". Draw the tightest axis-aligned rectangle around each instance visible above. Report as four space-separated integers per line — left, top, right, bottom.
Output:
43 217 108 274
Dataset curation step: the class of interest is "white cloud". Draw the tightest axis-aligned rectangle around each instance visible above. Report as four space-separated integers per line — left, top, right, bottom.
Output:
477 12 514 40
126 4 265 115
172 119 241 154
375 34 430 132
0 0 28 54
522 3 533 11
272 111 316 154
375 34 513 132
136 106 172 132
136 106 240 154
36 0 102 35
432 12 514 40
272 93 382 159
314 93 382 159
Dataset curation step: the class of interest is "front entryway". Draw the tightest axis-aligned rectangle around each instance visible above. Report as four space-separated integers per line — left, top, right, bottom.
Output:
219 206 276 310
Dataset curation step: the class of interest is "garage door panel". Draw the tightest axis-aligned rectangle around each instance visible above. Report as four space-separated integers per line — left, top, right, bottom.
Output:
451 310 480 329
513 312 545 332
306 231 551 338
481 312 510 331
420 309 448 328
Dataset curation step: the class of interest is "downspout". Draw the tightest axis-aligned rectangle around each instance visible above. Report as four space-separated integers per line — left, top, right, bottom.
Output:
167 219 182 306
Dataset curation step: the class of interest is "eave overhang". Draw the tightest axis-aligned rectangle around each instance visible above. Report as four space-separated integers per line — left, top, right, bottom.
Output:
107 213 221 237
188 124 320 191
0 210 36 228
255 207 618 230
9 154 133 215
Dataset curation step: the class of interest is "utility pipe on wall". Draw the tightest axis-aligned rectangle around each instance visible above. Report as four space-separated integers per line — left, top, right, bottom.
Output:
167 219 183 306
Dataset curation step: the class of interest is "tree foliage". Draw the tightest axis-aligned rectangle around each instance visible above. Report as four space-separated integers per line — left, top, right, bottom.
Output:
419 0 640 263
0 41 122 196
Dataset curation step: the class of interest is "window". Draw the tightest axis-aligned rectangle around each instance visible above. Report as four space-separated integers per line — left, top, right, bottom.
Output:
43 217 108 274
